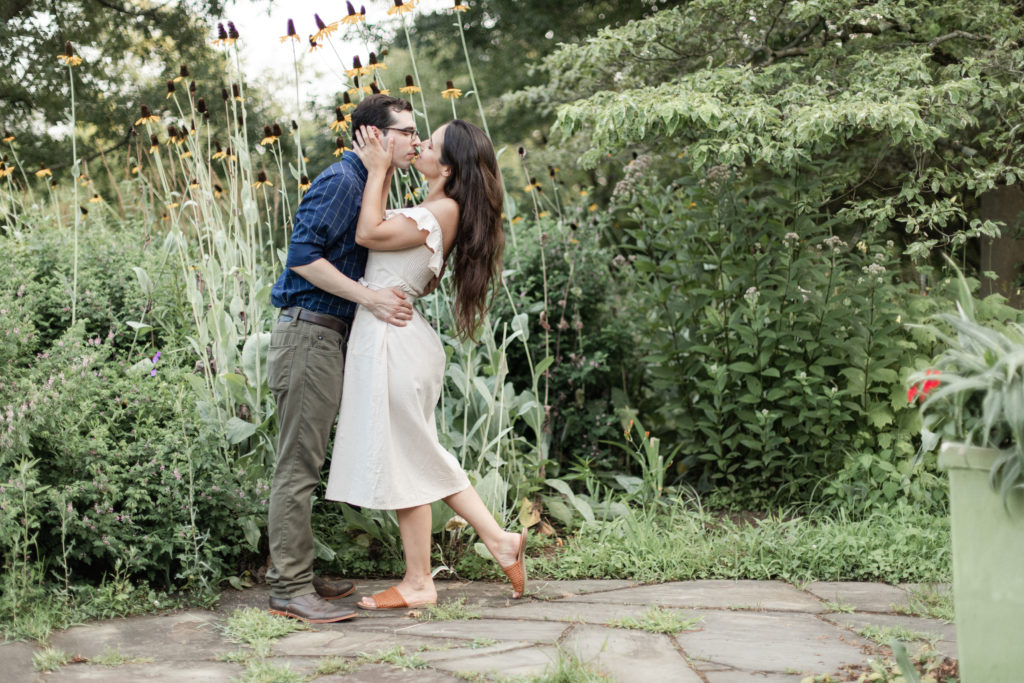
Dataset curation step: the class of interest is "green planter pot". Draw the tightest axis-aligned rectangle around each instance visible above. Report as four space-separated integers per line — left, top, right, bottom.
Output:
939 442 1024 682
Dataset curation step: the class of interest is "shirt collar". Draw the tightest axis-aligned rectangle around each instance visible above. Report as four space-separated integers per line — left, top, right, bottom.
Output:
341 151 368 182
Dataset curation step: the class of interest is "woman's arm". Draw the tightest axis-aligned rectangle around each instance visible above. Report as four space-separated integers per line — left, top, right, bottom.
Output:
352 128 429 251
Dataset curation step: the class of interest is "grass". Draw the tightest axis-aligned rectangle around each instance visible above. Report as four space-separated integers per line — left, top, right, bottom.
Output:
239 659 306 683
857 624 940 647
417 597 481 622
356 645 428 670
607 607 702 635
220 607 309 657
822 599 856 613
894 583 955 622
32 647 70 672
313 657 359 675
470 637 499 648
89 646 153 667
531 648 610 682
532 500 951 585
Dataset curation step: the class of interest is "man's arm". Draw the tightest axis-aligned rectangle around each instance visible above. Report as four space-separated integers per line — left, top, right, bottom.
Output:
291 259 413 325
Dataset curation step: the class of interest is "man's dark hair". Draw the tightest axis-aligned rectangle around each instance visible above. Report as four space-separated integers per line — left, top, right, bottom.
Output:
351 94 413 138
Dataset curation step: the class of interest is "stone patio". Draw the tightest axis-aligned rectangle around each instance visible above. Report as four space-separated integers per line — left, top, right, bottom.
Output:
1 579 956 682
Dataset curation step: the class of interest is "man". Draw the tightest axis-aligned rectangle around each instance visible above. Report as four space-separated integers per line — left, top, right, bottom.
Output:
266 94 421 623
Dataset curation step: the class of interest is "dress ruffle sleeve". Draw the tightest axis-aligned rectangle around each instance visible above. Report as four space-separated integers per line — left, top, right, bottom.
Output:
387 206 445 277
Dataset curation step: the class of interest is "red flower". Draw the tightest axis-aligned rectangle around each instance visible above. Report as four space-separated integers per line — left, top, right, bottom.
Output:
908 370 941 403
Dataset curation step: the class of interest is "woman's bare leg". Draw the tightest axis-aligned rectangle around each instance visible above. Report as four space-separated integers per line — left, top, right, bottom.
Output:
443 487 525 596
359 504 438 608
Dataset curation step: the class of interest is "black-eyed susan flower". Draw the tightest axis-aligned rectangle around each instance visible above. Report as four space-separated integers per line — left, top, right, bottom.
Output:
524 178 541 192
340 1 364 24
89 193 103 203
80 206 88 216
518 146 525 158
197 97 208 115
281 18 300 43
538 211 550 218
221 87 229 102
2 130 14 143
578 189 588 197
511 215 523 224
333 137 349 156
367 52 386 73
166 201 180 210
340 92 356 112
166 80 176 99
387 0 417 16
174 64 189 83
345 56 363 78
252 170 273 188
149 134 160 153
213 183 224 198
57 41 83 66
260 125 278 145
312 14 337 41
308 35 322 52
400 74 420 94
213 22 228 45
189 80 197 94
441 80 462 99
212 140 226 160
369 81 389 95
299 175 311 191
330 108 349 132
347 76 371 96
35 165 52 178
548 165 557 177
232 83 242 101
227 21 240 44
135 104 160 126
452 0 469 12
588 203 598 212
273 123 284 138
188 178 200 190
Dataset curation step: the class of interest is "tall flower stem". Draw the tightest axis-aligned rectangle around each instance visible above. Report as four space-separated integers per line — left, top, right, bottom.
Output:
400 16 432 136
68 64 80 326
455 13 489 139
291 40 305 205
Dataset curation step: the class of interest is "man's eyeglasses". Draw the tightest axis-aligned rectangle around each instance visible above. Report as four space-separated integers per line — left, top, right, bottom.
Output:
383 127 420 141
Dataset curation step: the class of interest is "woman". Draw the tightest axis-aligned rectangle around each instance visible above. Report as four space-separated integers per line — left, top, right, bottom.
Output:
324 120 526 610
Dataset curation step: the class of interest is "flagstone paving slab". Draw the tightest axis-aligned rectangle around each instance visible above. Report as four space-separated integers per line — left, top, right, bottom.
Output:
429 644 560 677
805 581 910 613
674 609 872 675
382 617 569 644
474 598 652 624
0 640 36 682
48 611 227 661
563 580 827 613
271 629 454 657
298 661 464 682
560 623 703 682
822 612 958 660
703 671 803 682
43 660 242 682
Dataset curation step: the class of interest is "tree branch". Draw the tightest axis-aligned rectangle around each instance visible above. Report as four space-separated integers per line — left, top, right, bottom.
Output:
929 30 985 49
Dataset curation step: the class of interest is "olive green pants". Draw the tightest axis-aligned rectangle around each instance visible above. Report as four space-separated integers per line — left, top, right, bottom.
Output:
265 314 347 599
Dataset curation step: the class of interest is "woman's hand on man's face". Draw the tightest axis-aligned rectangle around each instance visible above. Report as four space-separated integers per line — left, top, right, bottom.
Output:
354 126 394 174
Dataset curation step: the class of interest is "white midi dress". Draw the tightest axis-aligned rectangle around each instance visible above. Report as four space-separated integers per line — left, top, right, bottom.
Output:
325 206 471 510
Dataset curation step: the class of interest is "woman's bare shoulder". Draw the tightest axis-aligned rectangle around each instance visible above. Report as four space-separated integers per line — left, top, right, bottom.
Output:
420 197 459 229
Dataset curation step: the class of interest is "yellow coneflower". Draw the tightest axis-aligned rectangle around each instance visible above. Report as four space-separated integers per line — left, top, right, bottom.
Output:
165 80 176 99
339 1 364 24
578 189 588 197
524 178 542 193
226 147 237 162
252 170 273 188
281 18 300 43
511 216 524 224
689 202 697 208
387 0 418 16
588 203 598 212
347 76 371 96
312 14 337 41
78 174 89 186
166 202 180 210
308 35 322 52
452 0 469 12
345 56 363 78
188 178 200 190
400 74 420 94
274 123 284 138
366 52 386 73
333 137 349 157
232 83 242 101
329 108 349 132
135 104 160 126
80 206 88 216
57 41 83 66
213 183 224 198
548 165 558 177
260 125 279 145
212 141 226 160
299 175 311 191
339 92 356 112
35 165 52 178
2 130 14 143
213 22 228 45
150 132 161 152
130 165 140 175
227 22 239 45
538 211 550 218
89 193 103 203
441 80 462 99
173 64 189 83
369 81 389 95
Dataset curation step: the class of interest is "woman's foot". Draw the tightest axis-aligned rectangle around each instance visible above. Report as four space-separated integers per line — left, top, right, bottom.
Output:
496 529 528 599
358 579 436 610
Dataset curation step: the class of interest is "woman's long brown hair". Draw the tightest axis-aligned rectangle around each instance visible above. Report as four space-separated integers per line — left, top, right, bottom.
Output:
440 120 505 339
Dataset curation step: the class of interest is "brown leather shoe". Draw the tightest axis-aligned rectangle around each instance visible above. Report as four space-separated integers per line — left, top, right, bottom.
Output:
268 592 357 623
313 575 355 601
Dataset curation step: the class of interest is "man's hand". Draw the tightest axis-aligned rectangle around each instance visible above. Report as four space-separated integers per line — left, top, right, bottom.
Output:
421 263 447 297
365 287 414 326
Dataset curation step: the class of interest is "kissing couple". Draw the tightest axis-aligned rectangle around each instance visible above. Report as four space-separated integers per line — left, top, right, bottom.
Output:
264 94 527 622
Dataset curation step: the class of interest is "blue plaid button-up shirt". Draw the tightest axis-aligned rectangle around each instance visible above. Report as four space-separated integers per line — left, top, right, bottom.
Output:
270 152 369 323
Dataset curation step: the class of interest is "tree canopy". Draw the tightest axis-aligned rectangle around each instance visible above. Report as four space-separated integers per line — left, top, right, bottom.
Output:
510 0 1024 254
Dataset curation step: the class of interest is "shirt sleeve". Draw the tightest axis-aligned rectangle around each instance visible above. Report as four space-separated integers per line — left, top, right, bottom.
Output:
285 168 362 268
